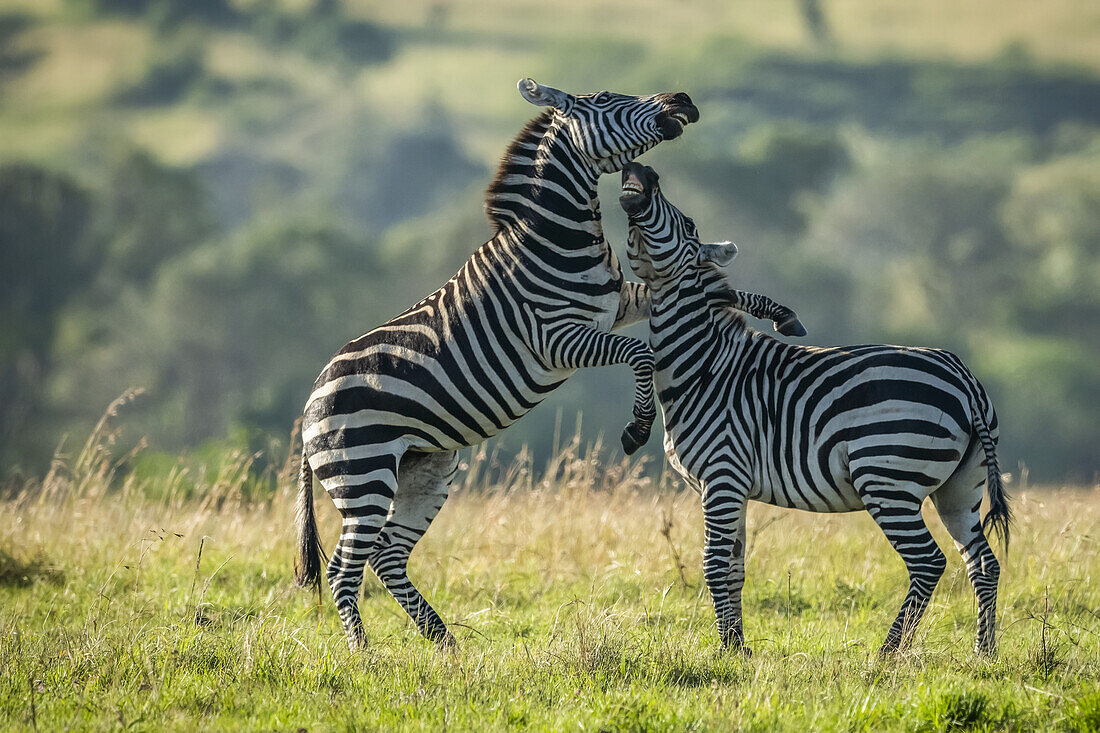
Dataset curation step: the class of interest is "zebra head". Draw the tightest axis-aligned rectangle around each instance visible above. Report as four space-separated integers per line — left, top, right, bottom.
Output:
518 79 699 173
619 162 738 286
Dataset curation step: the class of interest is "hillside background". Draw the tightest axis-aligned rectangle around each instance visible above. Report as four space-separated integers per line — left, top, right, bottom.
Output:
1 0 1098 482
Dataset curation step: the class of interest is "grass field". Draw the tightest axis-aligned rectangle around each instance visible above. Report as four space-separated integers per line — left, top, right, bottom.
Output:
1 410 1098 731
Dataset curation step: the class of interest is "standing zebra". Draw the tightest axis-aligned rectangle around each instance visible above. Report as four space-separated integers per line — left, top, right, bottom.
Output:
294 80 711 649
618 162 1009 656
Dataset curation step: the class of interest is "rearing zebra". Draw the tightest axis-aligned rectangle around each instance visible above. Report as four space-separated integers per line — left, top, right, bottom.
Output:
619 162 1010 656
293 80 706 649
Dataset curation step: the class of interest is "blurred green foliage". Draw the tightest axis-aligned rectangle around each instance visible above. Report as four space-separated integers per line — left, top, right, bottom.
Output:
0 0 1097 482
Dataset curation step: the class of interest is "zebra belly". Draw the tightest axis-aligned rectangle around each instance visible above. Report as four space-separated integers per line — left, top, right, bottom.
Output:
754 406 970 513
663 426 869 513
304 341 573 455
748 472 865 513
303 250 624 458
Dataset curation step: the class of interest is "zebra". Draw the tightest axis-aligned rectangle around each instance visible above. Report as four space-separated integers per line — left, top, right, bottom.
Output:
292 79 716 649
618 162 1010 656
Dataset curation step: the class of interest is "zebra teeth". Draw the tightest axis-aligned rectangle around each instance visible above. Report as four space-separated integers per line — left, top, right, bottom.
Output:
671 112 689 126
622 182 644 194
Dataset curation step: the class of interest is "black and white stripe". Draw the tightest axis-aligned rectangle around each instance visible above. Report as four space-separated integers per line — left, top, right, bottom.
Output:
619 162 1010 656
294 80 702 648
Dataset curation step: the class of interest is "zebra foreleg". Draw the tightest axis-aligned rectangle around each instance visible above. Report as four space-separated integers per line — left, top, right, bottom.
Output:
722 289 806 337
368 450 459 647
863 491 947 655
613 281 651 330
724 506 751 656
701 481 751 653
544 324 655 455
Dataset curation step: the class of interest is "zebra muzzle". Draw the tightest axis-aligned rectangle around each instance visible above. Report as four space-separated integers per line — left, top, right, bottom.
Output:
619 163 657 216
656 101 698 140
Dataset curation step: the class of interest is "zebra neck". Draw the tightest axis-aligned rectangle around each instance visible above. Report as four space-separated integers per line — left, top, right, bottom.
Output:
485 111 605 252
650 272 751 350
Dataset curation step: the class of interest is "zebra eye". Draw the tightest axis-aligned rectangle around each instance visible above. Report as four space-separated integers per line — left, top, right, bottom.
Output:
594 92 609 104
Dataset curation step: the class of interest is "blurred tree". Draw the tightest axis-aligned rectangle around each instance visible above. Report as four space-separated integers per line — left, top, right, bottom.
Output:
0 12 41 82
0 166 95 464
798 0 833 47
339 111 485 229
797 140 1020 342
1001 151 1100 338
251 0 395 68
113 32 205 106
70 0 240 25
45 219 394 449
97 149 216 286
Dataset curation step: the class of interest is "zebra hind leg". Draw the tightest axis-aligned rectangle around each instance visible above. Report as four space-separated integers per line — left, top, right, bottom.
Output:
368 450 459 647
321 450 402 650
931 455 1001 656
862 487 947 655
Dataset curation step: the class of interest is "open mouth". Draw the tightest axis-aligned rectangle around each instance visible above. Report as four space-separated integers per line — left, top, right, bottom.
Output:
619 162 653 215
619 182 647 214
657 104 698 140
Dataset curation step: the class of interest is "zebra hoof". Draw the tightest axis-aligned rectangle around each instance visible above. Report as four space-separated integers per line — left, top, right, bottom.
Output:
877 641 902 659
721 631 751 657
621 422 651 455
776 316 807 337
426 626 457 650
722 643 752 658
974 642 997 658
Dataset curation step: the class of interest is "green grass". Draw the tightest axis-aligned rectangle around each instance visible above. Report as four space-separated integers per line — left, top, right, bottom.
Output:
1 414 1098 731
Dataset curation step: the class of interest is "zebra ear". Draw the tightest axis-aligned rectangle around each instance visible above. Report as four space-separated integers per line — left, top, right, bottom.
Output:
518 78 574 111
699 241 738 266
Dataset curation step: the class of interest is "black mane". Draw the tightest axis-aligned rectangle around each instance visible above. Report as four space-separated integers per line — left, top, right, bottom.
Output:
483 110 554 233
699 265 749 328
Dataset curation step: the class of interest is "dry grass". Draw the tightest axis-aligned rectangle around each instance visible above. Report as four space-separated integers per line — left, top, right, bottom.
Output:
1 399 1098 730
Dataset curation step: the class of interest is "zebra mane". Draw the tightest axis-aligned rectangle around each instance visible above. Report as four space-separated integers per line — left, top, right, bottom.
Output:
701 266 749 327
484 110 556 232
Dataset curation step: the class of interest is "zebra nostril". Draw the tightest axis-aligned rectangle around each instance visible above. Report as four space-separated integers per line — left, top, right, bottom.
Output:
674 92 693 107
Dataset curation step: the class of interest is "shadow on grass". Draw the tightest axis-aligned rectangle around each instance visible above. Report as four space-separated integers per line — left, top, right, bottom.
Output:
0 546 65 587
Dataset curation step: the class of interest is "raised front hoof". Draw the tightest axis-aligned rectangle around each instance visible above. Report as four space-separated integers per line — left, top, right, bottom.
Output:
620 422 651 455
776 317 807 337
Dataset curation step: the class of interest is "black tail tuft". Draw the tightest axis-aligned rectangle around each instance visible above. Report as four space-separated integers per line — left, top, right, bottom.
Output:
294 452 325 589
968 387 1011 553
982 463 1012 553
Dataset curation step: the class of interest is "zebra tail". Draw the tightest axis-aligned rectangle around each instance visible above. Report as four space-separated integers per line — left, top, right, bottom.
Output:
969 392 1011 553
293 451 326 589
